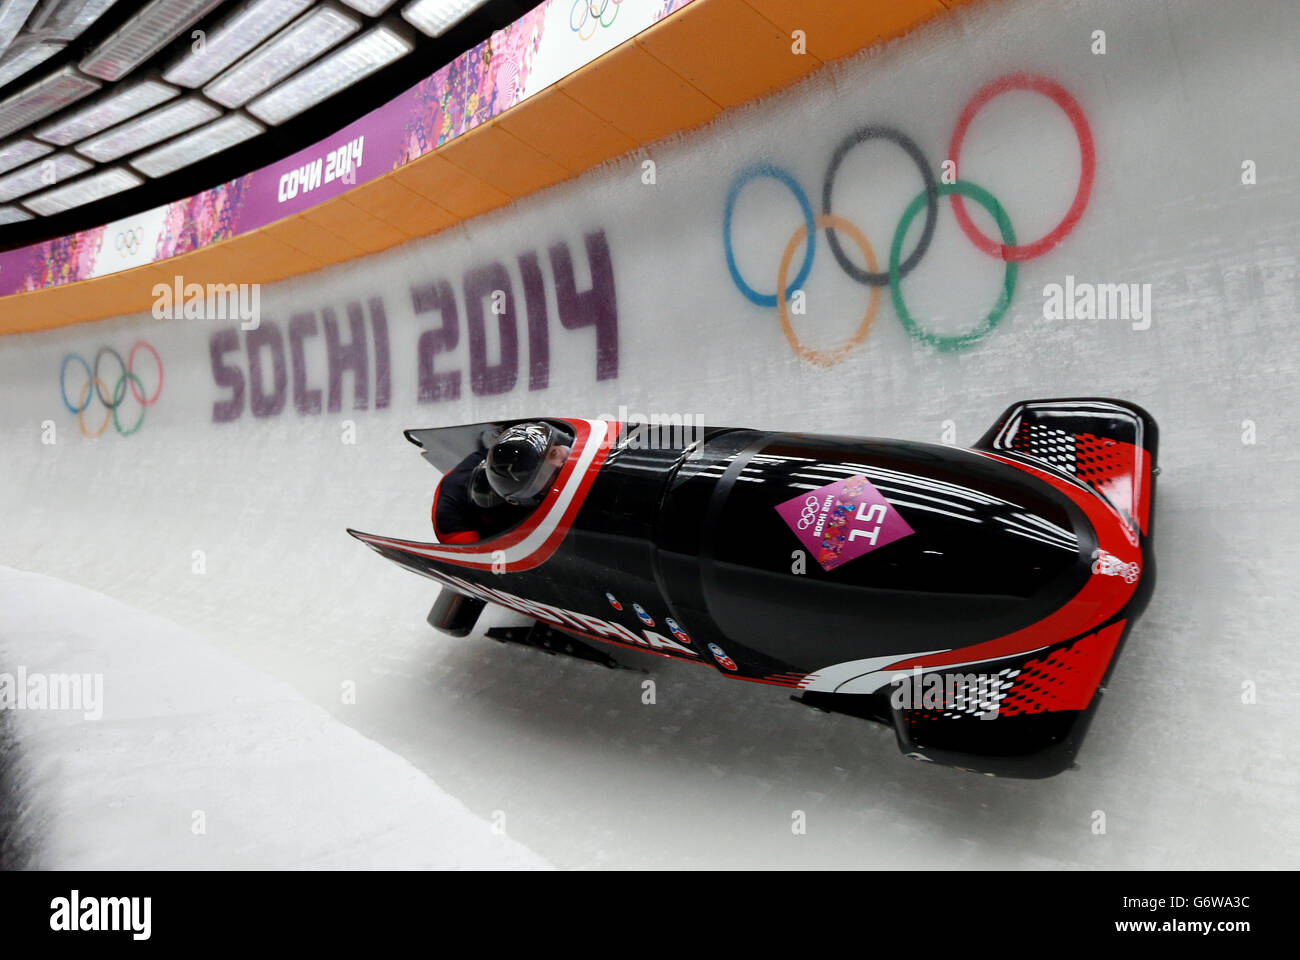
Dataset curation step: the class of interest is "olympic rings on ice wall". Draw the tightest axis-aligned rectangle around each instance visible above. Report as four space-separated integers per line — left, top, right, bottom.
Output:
58 342 164 438
723 73 1096 365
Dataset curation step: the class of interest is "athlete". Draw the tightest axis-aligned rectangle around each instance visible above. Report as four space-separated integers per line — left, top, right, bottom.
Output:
431 421 574 543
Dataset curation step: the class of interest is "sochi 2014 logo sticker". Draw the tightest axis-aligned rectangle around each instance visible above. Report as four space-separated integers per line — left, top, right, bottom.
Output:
775 474 914 571
708 643 737 671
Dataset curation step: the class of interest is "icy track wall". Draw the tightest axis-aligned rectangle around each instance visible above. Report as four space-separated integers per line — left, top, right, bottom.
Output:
2 0 1299 868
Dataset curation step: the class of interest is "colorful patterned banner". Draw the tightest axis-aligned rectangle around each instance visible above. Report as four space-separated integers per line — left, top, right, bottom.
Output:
0 0 694 296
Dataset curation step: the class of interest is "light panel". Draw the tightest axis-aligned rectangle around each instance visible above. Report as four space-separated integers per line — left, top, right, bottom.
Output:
79 0 225 81
130 112 264 177
23 0 122 43
0 204 33 224
75 97 219 161
163 0 314 89
247 24 412 125
0 40 65 91
204 6 360 109
0 0 42 61
35 79 179 146
0 66 100 141
0 137 53 175
21 164 141 214
0 152 92 202
341 0 398 15
402 0 488 38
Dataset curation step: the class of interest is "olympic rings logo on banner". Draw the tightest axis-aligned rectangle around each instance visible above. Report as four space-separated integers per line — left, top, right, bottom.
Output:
570 0 620 40
59 341 164 438
797 495 821 529
115 227 144 256
723 73 1096 365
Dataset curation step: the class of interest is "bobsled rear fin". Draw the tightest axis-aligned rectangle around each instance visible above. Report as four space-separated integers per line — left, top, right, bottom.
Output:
975 398 1158 537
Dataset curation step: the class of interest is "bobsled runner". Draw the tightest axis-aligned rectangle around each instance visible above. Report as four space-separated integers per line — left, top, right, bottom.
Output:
348 398 1157 778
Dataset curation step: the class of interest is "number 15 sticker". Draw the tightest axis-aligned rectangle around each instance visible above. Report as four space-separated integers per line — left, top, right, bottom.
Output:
775 474 915 571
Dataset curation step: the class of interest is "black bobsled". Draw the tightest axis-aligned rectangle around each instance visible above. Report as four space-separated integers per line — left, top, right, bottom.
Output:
349 399 1157 778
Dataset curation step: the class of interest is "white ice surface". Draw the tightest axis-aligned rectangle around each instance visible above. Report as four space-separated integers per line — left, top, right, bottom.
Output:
1 0 1299 868
0 566 549 869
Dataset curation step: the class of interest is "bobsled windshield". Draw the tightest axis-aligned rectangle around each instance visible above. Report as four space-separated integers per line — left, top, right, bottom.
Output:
429 419 582 547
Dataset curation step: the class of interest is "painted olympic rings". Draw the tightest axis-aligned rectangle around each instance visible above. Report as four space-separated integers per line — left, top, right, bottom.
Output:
948 73 1095 262
725 163 817 308
59 341 164 437
822 125 937 287
722 73 1094 363
891 180 1016 351
778 213 880 366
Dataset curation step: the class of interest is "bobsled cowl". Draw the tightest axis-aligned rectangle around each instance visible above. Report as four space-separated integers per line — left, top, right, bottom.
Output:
884 397 1158 778
349 399 1158 780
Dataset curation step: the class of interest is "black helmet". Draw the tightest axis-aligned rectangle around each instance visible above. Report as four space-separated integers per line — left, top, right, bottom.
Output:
485 422 572 506
468 460 504 510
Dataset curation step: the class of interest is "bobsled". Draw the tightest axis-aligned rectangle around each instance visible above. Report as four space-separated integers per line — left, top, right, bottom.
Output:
348 398 1158 778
